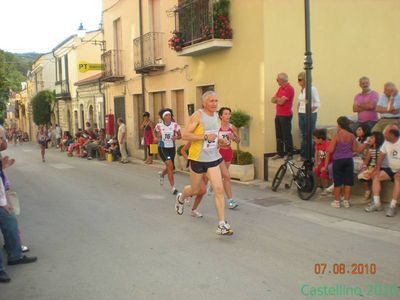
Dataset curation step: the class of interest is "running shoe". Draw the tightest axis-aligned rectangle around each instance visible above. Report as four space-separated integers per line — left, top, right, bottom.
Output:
343 200 351 208
330 201 340 208
228 199 239 209
216 221 234 235
386 206 397 217
191 210 203 218
365 203 383 212
175 193 184 215
171 187 178 195
158 171 164 185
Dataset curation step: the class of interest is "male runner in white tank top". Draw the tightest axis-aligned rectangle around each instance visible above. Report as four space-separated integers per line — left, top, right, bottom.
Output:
175 91 233 235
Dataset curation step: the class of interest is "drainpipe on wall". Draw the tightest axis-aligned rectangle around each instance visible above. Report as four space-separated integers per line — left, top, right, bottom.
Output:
99 79 106 130
52 50 60 128
139 0 147 160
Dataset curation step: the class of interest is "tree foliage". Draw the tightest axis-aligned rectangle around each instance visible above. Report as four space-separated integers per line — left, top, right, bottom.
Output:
31 90 54 125
0 49 40 115
230 110 251 163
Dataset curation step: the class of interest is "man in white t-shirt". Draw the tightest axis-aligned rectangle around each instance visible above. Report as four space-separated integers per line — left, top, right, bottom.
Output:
366 125 400 217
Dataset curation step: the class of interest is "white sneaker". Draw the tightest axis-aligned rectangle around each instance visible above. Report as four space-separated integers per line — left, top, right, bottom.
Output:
326 184 334 193
171 187 178 195
175 193 184 215
331 201 340 208
191 210 203 218
216 221 234 235
343 200 351 208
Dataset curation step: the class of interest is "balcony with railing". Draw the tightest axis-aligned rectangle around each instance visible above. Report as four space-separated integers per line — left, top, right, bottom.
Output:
170 0 233 56
55 80 70 99
101 50 125 82
134 32 165 74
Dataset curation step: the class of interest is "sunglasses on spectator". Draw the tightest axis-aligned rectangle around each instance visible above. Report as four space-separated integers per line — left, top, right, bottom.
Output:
298 78 304 82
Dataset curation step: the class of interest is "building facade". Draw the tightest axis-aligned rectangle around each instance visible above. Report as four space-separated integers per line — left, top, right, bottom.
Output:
100 0 400 179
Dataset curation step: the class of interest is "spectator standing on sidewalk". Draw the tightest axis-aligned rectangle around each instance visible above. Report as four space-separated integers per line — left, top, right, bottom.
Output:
117 118 128 164
328 117 358 209
55 124 62 148
351 77 379 132
271 72 295 160
141 112 154 164
365 125 400 217
297 71 320 161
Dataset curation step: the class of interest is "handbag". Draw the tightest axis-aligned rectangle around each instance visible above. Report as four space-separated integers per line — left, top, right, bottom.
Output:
6 191 20 215
149 144 158 154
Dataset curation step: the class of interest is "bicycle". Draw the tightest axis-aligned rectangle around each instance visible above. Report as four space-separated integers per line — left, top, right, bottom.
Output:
271 156 317 200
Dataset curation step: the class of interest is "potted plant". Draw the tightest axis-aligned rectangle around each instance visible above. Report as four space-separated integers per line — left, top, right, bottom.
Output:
229 110 254 181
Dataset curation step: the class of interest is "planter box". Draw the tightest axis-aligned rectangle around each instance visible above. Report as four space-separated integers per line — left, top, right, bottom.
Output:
229 164 255 182
177 39 233 57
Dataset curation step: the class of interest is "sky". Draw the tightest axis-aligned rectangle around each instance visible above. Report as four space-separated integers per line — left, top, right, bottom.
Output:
0 0 102 54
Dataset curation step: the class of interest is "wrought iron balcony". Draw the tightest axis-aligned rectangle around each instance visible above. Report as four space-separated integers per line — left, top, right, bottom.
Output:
55 80 70 99
134 32 165 74
171 0 233 56
101 50 125 82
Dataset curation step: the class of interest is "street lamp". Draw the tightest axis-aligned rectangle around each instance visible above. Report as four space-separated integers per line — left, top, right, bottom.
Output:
77 22 107 130
77 23 106 53
304 0 313 162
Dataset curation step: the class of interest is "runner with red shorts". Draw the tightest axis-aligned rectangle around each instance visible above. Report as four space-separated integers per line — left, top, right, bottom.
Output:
218 107 240 209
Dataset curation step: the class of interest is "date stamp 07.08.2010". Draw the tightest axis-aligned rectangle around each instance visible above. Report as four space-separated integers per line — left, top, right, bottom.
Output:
299 263 399 298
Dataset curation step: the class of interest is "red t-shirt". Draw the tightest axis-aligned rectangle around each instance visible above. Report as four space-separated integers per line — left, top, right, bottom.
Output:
315 140 332 165
275 83 294 116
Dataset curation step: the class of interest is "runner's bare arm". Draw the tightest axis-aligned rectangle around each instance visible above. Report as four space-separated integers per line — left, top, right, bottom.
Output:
182 112 204 141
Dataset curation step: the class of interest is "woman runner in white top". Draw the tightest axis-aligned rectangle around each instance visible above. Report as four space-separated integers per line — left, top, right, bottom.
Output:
154 109 181 195
36 125 48 162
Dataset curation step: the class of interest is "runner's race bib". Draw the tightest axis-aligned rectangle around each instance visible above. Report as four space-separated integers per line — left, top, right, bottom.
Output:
203 130 218 150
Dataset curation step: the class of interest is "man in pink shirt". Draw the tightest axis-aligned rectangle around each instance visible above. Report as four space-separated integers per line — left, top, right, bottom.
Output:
351 76 379 132
271 73 295 159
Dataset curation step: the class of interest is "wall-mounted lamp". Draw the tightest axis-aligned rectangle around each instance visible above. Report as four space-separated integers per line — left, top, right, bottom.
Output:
77 23 106 53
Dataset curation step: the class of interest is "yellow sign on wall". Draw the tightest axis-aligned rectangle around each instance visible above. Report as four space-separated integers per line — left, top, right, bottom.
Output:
78 61 103 73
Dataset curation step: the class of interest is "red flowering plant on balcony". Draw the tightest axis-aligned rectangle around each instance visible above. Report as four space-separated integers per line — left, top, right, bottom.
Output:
213 15 232 39
168 31 185 52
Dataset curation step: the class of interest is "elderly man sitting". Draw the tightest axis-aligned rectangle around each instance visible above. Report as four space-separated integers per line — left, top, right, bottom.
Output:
371 82 400 132
365 125 400 217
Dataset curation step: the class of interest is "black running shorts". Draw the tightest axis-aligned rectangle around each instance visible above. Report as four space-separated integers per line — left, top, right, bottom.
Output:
189 158 223 174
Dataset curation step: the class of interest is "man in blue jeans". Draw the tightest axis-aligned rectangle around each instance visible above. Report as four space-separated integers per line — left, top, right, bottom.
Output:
0 126 37 283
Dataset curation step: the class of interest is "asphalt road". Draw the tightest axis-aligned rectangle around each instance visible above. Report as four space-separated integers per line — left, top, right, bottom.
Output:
1 144 399 300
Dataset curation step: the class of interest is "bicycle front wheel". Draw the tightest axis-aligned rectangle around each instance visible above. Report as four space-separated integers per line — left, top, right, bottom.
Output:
296 168 317 200
272 164 287 191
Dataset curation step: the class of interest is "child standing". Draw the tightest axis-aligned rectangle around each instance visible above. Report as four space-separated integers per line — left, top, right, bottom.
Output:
328 116 359 208
313 129 331 196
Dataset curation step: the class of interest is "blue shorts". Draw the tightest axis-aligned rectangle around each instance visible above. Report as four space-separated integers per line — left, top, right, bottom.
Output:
333 158 354 187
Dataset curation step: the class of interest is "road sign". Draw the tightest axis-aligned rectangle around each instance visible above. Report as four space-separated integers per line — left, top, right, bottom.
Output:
78 61 103 73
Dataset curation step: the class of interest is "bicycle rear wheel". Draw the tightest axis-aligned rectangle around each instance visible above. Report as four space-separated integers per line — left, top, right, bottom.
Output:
272 164 287 191
296 168 317 200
